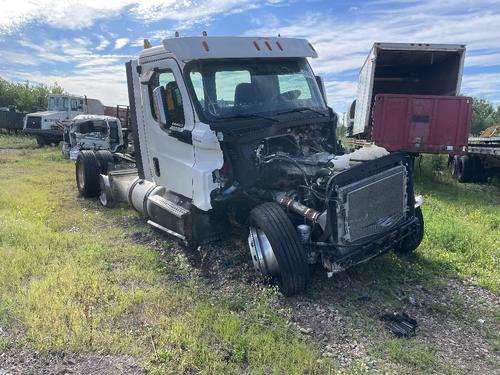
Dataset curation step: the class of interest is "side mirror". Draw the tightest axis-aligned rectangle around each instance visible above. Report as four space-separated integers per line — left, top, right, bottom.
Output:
315 76 327 104
152 86 172 129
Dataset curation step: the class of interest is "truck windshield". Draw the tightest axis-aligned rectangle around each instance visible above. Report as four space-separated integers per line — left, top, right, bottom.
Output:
48 97 69 111
186 58 327 122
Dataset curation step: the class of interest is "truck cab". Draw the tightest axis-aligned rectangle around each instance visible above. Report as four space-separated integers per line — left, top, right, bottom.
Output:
24 94 105 146
76 36 424 296
62 114 125 160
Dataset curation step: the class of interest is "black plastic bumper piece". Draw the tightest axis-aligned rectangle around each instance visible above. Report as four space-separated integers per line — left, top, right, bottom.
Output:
314 215 419 272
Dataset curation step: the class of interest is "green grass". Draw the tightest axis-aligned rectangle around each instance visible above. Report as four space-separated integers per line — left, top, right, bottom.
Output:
0 134 337 373
0 130 36 149
375 339 436 373
414 155 500 292
0 134 498 374
0 336 11 351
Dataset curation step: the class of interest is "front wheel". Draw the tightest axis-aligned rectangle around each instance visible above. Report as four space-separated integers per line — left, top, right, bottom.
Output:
394 207 424 255
248 202 309 296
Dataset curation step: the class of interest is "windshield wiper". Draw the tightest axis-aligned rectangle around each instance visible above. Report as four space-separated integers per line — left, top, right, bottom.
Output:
218 113 280 122
276 107 327 117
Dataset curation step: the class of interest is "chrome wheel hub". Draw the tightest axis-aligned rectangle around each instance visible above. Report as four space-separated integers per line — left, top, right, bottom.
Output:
77 164 85 189
248 227 279 277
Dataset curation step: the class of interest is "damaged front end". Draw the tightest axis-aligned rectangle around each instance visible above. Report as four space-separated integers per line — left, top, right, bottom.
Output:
263 151 422 275
63 116 124 160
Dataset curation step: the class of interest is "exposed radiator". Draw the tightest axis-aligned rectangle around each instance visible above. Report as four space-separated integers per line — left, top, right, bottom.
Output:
336 165 407 243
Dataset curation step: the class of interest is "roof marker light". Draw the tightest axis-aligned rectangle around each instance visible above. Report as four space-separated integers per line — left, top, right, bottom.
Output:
253 41 261 51
264 41 272 51
276 41 283 51
202 41 209 51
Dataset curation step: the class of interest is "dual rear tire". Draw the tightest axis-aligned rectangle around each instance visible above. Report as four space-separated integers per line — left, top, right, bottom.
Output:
76 150 114 197
452 155 486 183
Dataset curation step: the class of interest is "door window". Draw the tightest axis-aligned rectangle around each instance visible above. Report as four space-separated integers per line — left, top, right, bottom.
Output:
149 70 185 128
71 99 79 111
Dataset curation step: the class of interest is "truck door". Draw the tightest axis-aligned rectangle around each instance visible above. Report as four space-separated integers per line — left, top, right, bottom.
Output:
140 59 196 200
69 98 84 118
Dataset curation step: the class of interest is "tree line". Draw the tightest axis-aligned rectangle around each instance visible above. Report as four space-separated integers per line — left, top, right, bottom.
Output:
471 98 500 135
0 78 64 113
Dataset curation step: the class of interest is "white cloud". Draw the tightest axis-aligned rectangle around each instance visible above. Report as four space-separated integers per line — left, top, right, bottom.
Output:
96 35 110 51
15 38 131 65
1 34 133 106
244 2 500 111
0 0 278 34
114 38 129 49
0 0 136 33
462 72 500 105
0 64 129 106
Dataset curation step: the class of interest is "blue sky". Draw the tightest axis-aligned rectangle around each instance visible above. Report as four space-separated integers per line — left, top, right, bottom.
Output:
1 0 500 114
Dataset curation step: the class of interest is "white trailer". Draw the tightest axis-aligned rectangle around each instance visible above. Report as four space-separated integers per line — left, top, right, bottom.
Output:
350 43 466 137
75 36 424 296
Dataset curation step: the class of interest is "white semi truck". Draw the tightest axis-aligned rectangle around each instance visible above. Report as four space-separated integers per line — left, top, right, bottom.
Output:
75 36 424 296
23 94 105 146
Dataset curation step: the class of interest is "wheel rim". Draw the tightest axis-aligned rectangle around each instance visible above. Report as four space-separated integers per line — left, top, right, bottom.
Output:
77 162 85 190
248 226 280 277
99 190 108 206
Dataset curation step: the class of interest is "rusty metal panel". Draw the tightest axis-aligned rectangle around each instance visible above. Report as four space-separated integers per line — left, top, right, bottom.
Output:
372 94 472 154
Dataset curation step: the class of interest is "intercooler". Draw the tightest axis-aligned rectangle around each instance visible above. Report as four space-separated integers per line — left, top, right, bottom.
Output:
335 165 407 244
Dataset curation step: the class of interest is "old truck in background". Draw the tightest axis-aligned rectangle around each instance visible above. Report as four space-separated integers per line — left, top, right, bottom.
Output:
62 114 128 160
23 94 105 146
74 35 424 296
346 43 472 155
450 125 500 182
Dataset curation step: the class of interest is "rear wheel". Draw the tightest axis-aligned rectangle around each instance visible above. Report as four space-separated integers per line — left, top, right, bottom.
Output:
248 202 309 296
394 207 424 255
94 150 115 174
457 155 474 182
450 155 459 178
76 151 100 197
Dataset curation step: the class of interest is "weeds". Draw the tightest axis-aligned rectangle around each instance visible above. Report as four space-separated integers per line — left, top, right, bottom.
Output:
0 135 335 373
0 135 498 374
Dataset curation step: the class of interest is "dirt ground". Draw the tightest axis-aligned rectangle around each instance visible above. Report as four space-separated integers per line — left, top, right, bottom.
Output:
1 231 499 375
0 141 498 374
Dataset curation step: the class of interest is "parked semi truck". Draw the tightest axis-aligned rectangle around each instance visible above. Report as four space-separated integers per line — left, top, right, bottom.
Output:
23 94 105 146
450 125 500 182
74 36 424 296
346 43 471 155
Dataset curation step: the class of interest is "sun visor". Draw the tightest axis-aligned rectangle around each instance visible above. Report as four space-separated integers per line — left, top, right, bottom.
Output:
162 36 318 60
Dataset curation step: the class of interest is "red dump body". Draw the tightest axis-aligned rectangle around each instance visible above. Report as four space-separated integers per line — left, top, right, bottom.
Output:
371 94 472 154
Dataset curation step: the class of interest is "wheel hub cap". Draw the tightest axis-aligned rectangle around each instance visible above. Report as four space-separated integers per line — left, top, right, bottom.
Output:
248 227 280 277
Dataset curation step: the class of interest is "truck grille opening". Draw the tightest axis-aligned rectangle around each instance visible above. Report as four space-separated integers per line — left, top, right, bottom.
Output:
26 116 42 129
337 165 407 243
